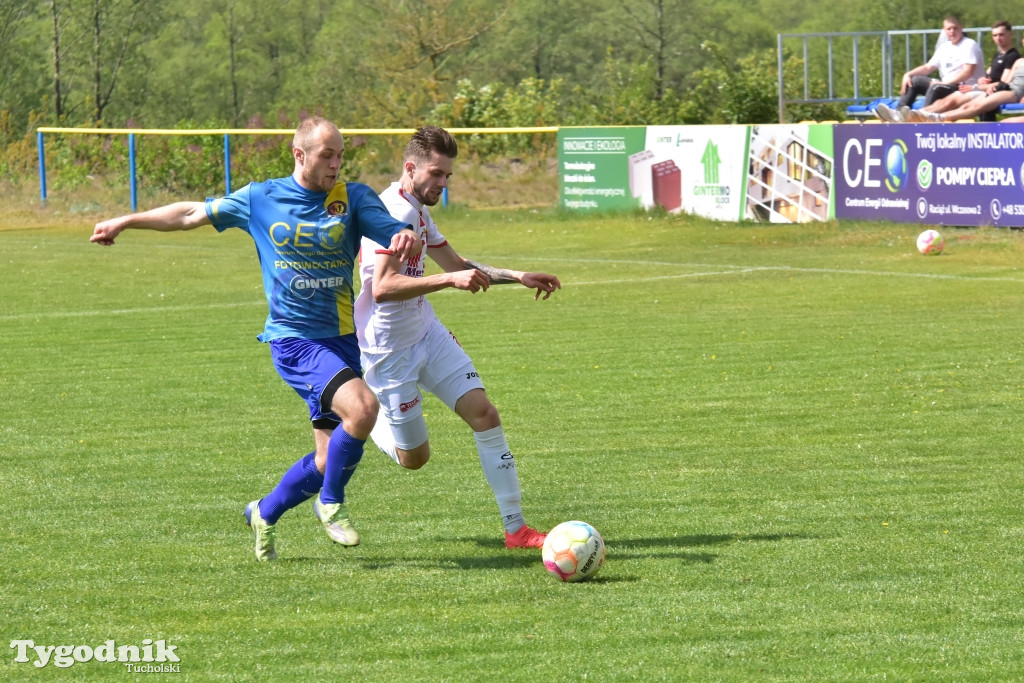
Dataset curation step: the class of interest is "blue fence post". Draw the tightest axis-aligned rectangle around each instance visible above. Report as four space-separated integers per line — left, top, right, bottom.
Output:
129 133 138 211
37 131 47 206
223 133 231 194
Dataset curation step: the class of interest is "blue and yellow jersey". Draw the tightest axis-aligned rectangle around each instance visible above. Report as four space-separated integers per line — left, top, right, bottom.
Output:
206 176 410 342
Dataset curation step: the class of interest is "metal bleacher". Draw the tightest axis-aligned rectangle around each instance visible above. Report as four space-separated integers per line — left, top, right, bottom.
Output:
776 25 1024 122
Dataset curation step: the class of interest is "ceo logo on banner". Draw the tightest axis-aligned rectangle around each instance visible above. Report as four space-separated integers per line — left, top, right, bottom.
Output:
834 125 1024 227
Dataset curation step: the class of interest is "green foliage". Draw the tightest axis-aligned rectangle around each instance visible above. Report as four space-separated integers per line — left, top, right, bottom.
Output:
432 77 564 156
0 0 845 138
0 1 48 132
478 0 609 88
134 131 234 195
6 0 1006 175
29 120 300 196
563 50 687 125
228 135 297 190
434 80 501 129
681 43 781 124
0 110 45 179
682 43 848 124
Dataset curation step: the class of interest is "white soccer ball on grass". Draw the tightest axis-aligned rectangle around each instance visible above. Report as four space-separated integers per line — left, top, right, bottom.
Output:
541 521 606 582
916 229 944 255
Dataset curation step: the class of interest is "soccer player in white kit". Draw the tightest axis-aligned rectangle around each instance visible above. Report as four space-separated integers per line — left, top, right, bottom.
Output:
354 126 561 548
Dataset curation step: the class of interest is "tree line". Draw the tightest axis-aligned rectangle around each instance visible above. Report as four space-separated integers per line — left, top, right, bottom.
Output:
0 0 1011 183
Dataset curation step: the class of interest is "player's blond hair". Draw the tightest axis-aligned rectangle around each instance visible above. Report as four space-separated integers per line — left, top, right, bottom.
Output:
293 116 339 154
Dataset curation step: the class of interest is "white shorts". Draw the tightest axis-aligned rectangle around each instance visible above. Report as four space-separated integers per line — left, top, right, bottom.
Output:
362 318 484 450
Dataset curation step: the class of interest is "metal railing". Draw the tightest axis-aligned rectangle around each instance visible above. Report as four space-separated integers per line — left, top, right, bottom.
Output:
776 26 1023 122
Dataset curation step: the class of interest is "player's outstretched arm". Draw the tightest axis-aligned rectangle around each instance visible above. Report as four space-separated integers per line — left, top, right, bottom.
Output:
465 259 562 300
371 250 489 303
91 201 210 246
423 245 560 300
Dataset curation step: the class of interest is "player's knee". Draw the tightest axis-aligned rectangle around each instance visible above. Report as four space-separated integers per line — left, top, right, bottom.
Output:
345 411 377 438
397 443 430 470
466 401 500 432
456 389 500 431
332 385 379 436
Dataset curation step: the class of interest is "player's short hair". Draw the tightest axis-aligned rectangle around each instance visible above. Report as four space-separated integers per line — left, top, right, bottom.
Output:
404 125 458 163
943 15 962 28
293 116 338 154
992 20 1012 33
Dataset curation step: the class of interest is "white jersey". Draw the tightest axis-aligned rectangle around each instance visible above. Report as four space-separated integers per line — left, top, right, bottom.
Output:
354 182 449 353
929 36 985 84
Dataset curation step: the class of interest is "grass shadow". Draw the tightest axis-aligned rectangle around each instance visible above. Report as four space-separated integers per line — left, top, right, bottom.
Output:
244 533 814 570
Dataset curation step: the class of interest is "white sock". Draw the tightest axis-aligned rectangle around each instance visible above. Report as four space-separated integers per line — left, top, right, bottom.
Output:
473 425 525 533
370 405 400 465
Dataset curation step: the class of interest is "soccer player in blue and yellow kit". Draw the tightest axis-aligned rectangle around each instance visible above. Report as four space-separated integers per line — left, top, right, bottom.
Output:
91 117 419 561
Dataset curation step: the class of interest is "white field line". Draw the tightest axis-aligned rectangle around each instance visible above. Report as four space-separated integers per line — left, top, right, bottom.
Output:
5 260 1024 322
0 300 264 321
573 265 1024 287
530 258 1024 286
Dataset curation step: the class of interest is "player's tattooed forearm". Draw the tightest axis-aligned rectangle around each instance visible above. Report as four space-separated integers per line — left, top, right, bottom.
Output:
465 260 519 284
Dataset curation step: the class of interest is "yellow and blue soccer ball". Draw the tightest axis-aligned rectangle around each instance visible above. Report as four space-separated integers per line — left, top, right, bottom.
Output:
542 521 606 582
916 229 944 255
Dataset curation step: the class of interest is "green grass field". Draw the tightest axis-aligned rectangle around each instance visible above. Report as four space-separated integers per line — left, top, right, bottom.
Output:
3 209 1024 680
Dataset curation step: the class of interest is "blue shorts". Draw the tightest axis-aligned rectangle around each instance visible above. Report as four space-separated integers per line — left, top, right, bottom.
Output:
269 335 363 429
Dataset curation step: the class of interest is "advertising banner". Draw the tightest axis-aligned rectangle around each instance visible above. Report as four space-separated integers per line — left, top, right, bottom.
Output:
635 126 746 220
558 127 648 211
744 124 835 222
558 126 749 218
558 124 835 223
834 123 1024 227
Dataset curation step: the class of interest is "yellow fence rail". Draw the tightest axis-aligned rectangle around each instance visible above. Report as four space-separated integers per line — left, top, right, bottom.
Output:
36 126 559 210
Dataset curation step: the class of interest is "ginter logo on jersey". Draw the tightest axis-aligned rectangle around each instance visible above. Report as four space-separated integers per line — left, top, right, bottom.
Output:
290 274 350 299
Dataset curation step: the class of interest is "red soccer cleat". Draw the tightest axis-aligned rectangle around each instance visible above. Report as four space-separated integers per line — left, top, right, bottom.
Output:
505 525 547 549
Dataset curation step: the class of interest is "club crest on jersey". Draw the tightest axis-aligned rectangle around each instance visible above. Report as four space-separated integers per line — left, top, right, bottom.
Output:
324 183 350 217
